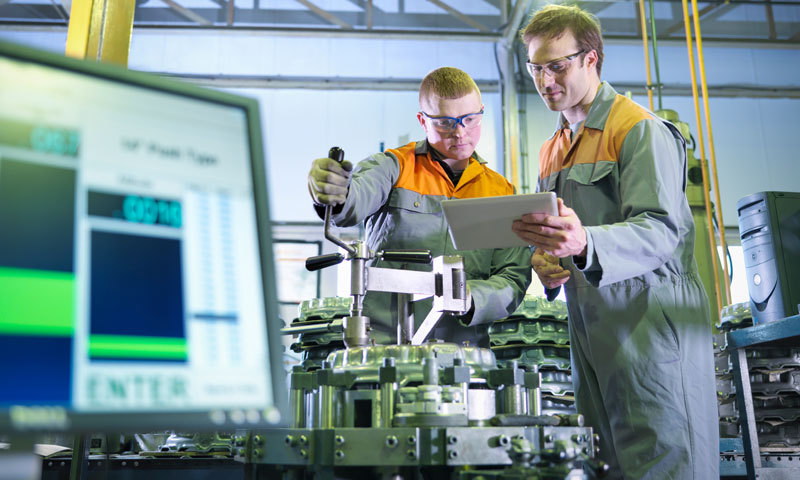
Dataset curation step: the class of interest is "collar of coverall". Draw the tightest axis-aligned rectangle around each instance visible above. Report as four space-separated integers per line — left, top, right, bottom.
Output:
554 81 617 134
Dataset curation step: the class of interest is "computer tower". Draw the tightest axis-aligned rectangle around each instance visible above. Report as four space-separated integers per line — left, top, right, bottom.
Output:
737 191 800 324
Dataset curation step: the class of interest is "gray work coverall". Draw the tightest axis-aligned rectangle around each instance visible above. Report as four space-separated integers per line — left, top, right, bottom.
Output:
538 82 719 479
328 140 531 347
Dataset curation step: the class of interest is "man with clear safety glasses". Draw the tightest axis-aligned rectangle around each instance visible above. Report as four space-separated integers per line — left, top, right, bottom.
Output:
308 67 531 347
511 4 718 479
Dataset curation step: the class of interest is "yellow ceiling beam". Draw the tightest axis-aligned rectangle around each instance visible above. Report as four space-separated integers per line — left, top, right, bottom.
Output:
66 0 135 66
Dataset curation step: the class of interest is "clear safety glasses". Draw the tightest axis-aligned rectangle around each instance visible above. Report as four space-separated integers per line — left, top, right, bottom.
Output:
526 50 585 78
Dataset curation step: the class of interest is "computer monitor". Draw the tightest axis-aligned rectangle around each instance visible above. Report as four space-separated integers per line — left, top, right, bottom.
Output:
0 40 288 432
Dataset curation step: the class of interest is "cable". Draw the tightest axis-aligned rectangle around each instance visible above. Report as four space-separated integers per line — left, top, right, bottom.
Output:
648 0 663 110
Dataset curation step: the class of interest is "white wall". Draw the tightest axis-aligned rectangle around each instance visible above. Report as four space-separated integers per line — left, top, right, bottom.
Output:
2 27 799 228
0 29 503 222
129 31 502 221
123 32 504 223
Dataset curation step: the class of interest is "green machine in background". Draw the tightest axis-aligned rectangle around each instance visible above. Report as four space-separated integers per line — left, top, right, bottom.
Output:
656 109 727 326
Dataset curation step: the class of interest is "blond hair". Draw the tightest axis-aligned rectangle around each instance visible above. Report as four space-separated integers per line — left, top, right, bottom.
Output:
419 67 480 108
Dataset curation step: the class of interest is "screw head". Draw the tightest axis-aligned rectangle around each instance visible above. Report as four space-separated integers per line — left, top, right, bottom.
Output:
335 435 345 446
447 435 458 445
406 449 417 460
385 435 398 448
449 450 459 459
407 435 417 446
335 450 345 460
299 435 308 446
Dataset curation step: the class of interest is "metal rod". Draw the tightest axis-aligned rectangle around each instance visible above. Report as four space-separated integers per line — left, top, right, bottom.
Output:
690 0 732 305
503 384 525 415
69 434 89 480
380 382 395 427
425 0 489 32
293 0 352 29
638 0 654 110
319 384 335 429
324 206 355 255
281 319 342 336
397 293 413 344
681 0 724 317
648 0 663 109
731 347 761 477
162 0 212 26
502 0 533 43
290 388 305 428
766 1 777 40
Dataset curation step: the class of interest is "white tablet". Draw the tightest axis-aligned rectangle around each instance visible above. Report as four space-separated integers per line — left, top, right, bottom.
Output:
441 192 558 250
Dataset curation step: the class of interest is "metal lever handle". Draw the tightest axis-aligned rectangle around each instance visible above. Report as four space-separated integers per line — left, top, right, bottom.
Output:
379 250 432 264
323 146 355 256
305 253 344 271
281 318 343 336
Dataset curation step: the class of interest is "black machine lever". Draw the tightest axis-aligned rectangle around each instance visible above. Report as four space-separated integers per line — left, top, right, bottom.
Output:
379 250 432 264
323 147 355 256
305 253 345 271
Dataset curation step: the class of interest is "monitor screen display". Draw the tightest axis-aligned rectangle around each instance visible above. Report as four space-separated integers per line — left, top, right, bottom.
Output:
0 41 287 432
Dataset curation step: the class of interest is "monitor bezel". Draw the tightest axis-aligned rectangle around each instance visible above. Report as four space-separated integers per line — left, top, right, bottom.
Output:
0 39 289 432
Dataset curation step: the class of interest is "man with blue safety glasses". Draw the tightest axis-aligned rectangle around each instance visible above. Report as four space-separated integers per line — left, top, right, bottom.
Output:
420 108 485 132
307 67 531 347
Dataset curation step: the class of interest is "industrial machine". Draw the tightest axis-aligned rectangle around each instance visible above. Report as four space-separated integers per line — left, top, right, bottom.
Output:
238 151 606 479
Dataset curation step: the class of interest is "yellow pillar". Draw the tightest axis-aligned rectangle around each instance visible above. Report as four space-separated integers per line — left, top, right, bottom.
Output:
66 0 135 66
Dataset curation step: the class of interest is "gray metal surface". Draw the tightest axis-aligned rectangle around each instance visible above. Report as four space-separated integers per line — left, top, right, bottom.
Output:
749 370 800 396
493 345 572 372
441 426 527 465
728 315 800 349
247 424 595 468
719 301 754 331
489 318 570 347
540 371 574 397
727 315 800 479
326 342 498 384
749 349 800 370
297 297 352 322
154 433 233 455
251 333 593 477
500 296 568 322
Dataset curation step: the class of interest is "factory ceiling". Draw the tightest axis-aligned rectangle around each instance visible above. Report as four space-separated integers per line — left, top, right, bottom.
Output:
1 0 799 48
